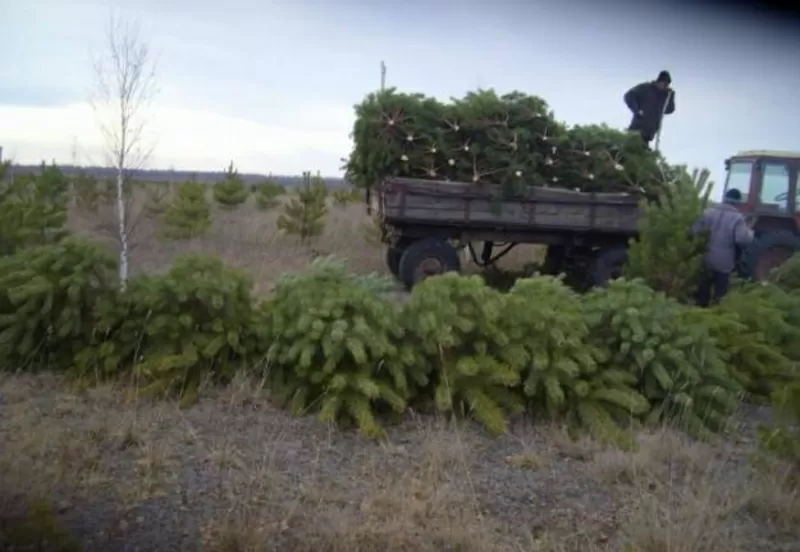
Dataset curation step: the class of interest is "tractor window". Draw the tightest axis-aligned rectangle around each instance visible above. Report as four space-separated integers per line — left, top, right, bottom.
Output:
724 161 752 203
759 162 791 211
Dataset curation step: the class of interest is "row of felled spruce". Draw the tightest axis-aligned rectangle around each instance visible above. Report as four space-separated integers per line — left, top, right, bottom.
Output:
1 238 799 449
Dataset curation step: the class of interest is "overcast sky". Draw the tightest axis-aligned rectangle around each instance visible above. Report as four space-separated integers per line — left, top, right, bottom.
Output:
2 0 799 190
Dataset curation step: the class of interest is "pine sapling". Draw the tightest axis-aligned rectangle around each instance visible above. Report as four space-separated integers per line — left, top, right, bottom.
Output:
212 161 248 208
160 180 212 240
143 181 171 215
277 171 328 243
252 178 285 210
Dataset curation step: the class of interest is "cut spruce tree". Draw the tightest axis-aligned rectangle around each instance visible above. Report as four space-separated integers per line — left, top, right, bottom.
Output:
344 88 665 198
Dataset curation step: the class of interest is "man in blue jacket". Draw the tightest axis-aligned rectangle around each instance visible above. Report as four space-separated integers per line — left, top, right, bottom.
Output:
691 188 754 306
624 71 676 148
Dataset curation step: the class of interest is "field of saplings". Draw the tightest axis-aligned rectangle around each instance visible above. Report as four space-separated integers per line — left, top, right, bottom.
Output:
1 150 798 550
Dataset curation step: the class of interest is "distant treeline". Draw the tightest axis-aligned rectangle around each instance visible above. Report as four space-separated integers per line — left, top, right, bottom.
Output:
8 164 350 189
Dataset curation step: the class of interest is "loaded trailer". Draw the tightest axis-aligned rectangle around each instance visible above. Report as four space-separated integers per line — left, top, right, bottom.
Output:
374 176 642 290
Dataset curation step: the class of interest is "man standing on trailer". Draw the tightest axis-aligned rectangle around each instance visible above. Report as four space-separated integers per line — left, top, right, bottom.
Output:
624 70 676 148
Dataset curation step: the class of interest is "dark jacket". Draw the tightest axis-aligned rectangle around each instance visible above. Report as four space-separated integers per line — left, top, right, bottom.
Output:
690 203 754 273
624 81 675 142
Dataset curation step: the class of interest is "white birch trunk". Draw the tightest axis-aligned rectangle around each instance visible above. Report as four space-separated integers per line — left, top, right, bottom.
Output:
116 166 129 287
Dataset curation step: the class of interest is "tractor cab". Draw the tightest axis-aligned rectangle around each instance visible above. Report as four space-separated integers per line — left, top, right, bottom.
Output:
723 150 800 279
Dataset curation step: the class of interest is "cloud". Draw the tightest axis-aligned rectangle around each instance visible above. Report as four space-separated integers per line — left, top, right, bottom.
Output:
0 102 354 175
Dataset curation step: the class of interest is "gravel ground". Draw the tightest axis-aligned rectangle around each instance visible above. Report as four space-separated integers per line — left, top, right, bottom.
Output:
1 373 798 552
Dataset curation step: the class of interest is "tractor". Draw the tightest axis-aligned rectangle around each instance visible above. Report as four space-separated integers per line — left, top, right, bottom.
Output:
723 151 800 280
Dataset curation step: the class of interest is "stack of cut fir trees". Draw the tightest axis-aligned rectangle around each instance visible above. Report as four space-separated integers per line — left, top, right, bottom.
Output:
345 88 666 197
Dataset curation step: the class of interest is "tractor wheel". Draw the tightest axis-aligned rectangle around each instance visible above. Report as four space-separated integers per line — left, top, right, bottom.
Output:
398 238 461 291
587 245 628 289
740 231 800 281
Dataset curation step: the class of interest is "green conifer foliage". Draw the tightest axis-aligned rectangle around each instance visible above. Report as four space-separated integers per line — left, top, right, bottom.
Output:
160 180 212 240
277 171 328 243
624 167 713 301
262 256 421 438
345 88 664 197
0 162 70 256
401 273 523 434
142 181 171 215
76 255 255 406
582 278 740 439
71 170 104 213
0 238 118 371
690 283 800 398
252 179 285 210
768 253 800 292
213 161 248 208
505 276 649 448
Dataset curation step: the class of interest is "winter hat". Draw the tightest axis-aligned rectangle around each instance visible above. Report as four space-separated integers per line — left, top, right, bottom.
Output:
657 70 672 84
724 188 743 204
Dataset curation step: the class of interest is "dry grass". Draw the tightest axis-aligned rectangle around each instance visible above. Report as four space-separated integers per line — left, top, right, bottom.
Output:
2 374 798 551
67 187 543 295
1 189 797 551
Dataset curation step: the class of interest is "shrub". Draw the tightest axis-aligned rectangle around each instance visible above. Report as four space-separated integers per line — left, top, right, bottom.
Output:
262 257 420 438
583 278 741 439
213 162 248 208
0 162 70 256
160 180 212 240
401 274 523 434
277 171 328 243
505 276 649 448
0 238 118 371
624 166 712 301
252 179 285 210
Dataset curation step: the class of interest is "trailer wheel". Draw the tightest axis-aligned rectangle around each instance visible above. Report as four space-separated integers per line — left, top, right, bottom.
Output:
398 238 461 291
587 245 628 288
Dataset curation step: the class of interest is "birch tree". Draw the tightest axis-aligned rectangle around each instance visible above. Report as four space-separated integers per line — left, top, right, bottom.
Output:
90 14 158 287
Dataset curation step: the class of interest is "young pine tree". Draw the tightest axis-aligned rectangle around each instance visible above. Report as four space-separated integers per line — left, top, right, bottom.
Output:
624 166 713 301
212 161 248 208
252 178 285 210
160 180 212 240
143 181 171 215
0 162 70 256
277 171 328 243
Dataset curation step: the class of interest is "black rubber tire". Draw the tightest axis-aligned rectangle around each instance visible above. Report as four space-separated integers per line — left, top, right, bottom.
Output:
739 231 800 281
386 247 404 278
398 238 461 291
587 245 628 289
386 238 414 278
542 245 567 275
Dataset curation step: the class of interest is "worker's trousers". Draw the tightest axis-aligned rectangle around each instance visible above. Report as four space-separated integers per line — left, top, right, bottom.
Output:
696 270 730 307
